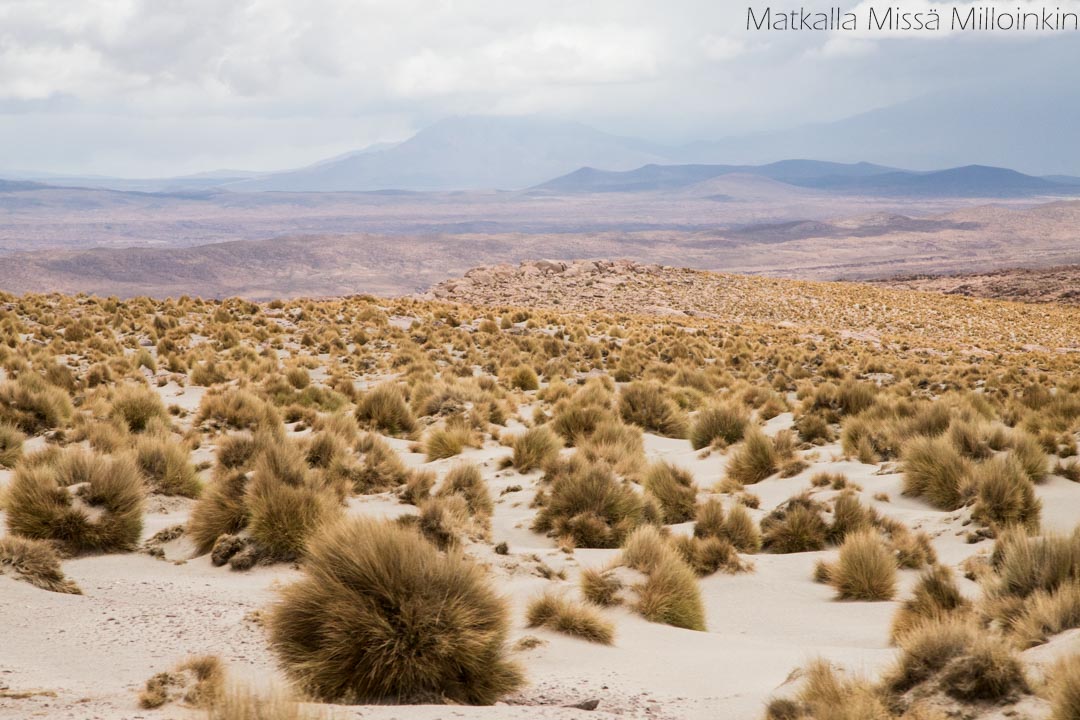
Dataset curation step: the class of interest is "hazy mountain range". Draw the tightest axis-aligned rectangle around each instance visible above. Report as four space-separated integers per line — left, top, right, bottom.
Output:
3 83 1079 193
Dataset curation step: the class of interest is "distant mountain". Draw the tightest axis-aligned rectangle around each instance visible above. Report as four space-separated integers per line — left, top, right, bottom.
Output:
535 161 1074 198
228 116 672 192
681 84 1080 176
534 160 897 193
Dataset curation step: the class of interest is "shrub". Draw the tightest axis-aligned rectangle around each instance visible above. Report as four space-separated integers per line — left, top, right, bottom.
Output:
511 426 562 473
188 471 249 555
356 384 416 435
245 472 340 562
830 530 897 601
5 449 144 553
618 382 687 438
689 403 748 450
890 564 970 640
0 376 73 432
526 592 615 644
0 422 24 468
725 428 779 485
1010 431 1049 484
580 567 623 606
642 461 697 524
901 436 970 510
971 455 1041 533
110 383 168 433
437 463 493 517
424 424 473 461
533 458 646 548
268 518 523 704
135 435 201 497
1050 654 1080 720
761 496 828 553
0 535 81 594
635 551 706 631
508 366 539 391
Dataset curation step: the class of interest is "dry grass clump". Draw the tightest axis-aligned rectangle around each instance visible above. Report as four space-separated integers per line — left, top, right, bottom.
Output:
139 655 225 709
423 421 474 461
671 534 748 576
353 432 411 493
693 499 761 553
0 535 81 594
890 564 970 640
761 495 828 554
765 659 888 720
970 455 1041 533
829 530 897 601
580 566 623 606
642 461 698 523
618 381 688 438
725 427 795 485
0 375 73 432
437 462 493 518
690 402 748 450
511 425 562 473
533 457 647 548
901 436 970 510
1009 430 1049 484
110 383 168 433
197 389 281 432
620 525 706 630
885 616 1028 702
525 592 615 644
135 434 201 497
5 448 144 553
1049 654 1080 720
551 402 609 446
245 442 342 562
576 419 646 478
355 383 416 436
268 518 523 704
188 471 250 555
0 422 25 468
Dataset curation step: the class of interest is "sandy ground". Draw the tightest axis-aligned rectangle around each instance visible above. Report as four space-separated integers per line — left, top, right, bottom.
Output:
2 403 1079 720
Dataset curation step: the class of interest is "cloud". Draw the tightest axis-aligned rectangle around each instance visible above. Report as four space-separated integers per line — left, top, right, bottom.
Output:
0 0 1074 175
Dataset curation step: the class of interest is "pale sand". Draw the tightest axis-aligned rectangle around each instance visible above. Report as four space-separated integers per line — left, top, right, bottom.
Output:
2 406 1079 720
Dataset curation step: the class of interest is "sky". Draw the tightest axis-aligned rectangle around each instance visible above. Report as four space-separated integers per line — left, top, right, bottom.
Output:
0 0 1077 177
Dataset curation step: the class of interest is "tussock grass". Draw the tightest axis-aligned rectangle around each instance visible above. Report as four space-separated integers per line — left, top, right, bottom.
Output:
0 535 81 594
135 435 201 497
5 448 144 553
188 471 249 555
690 403 748 450
1049 654 1080 720
268 518 523 704
533 458 646 548
437 462 493 517
762 495 828 554
245 471 340 562
971 455 1041 532
206 685 322 720
0 422 24 468
353 432 411 493
672 534 747 575
355 383 416 436
110 383 168 433
694 499 761 553
830 529 897 601
618 382 688 438
634 553 706 631
1011 583 1080 647
423 423 473 461
580 567 623 606
642 461 697 523
725 428 780 485
0 375 73 433
890 564 970 640
901 436 970 510
526 592 615 644
511 426 562 473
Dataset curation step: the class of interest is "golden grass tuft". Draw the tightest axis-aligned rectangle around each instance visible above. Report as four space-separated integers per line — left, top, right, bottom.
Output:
901 436 970 510
355 383 416 435
135 434 202 497
0 535 82 594
1049 654 1080 720
5 448 144 554
110 383 168 433
511 425 562 473
0 422 24 468
268 518 523 704
533 458 646 548
971 454 1041 533
725 427 780 485
525 592 615 644
890 564 970 641
618 382 688 438
580 566 623 606
690 403 748 450
642 461 698 524
830 529 897 601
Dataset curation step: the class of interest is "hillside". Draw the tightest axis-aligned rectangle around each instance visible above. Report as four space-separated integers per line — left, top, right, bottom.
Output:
878 264 1080 305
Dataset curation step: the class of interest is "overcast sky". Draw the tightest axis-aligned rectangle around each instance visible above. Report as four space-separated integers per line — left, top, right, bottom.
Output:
0 0 1076 176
